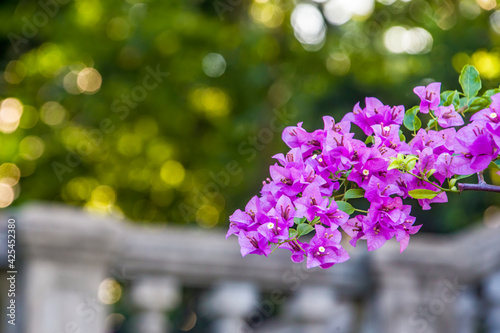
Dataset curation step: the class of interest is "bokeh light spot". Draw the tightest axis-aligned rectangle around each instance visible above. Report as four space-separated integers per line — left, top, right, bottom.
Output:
106 17 130 41
326 53 351 76
189 87 231 117
490 10 500 34
0 163 21 186
202 53 227 78
75 0 103 27
180 311 197 331
41 102 67 126
160 160 185 187
98 278 122 305
0 184 15 208
19 136 45 161
4 61 26 84
324 0 352 25
147 140 174 165
91 185 116 209
384 26 433 54
105 313 126 332
63 70 82 95
291 4 326 48
460 0 481 19
37 43 66 77
77 68 102 94
484 205 500 228
118 133 143 157
471 50 500 79
477 0 496 10
250 3 284 28
19 106 39 129
196 205 219 228
0 98 23 133
66 177 97 201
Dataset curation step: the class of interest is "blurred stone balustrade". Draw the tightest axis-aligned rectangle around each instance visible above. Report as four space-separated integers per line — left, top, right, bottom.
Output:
2 203 500 332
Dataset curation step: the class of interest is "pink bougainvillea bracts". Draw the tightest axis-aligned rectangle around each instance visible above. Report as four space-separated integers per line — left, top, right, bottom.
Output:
228 65 500 269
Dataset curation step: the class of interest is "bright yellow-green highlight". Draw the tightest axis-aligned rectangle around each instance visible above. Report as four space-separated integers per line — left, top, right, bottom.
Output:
196 205 219 228
160 160 185 187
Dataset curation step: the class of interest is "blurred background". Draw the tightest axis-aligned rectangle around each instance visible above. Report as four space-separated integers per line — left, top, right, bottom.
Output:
3 0 500 332
2 0 500 232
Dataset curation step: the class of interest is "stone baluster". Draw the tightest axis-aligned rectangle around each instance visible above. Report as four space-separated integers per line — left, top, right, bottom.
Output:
201 281 258 333
129 275 181 333
453 289 478 333
17 204 119 333
283 285 355 333
484 270 500 332
373 267 421 333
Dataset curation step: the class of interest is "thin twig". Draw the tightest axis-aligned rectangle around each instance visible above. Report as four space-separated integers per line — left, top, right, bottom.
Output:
458 183 500 193
477 171 486 185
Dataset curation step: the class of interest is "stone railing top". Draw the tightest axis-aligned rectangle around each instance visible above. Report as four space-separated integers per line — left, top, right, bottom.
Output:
6 203 500 293
12 202 122 263
373 214 500 282
7 203 369 297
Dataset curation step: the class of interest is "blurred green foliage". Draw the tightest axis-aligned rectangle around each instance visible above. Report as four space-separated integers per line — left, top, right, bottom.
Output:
1 0 500 232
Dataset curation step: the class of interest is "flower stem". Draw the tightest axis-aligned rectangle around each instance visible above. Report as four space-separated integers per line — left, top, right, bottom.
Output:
429 111 439 130
478 171 486 185
407 171 450 192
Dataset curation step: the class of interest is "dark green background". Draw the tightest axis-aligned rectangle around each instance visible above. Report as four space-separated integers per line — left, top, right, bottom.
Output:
2 0 500 233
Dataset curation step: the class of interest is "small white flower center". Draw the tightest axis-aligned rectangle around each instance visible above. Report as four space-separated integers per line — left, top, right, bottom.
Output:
317 157 323 162
383 126 391 131
491 112 497 119
318 246 326 253
312 154 317 159
362 169 370 176
267 222 274 229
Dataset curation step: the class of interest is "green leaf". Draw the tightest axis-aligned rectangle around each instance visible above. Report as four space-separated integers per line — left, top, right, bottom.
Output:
459 96 468 108
294 217 306 225
297 223 314 237
399 131 406 142
468 97 491 113
413 116 422 131
427 118 437 129
403 106 421 131
440 90 454 104
405 157 418 171
408 189 440 199
344 189 365 199
484 88 500 98
459 65 481 100
336 201 355 215
289 228 298 238
365 136 374 145
388 159 401 171
489 161 500 172
456 173 475 180
444 90 460 107
425 169 436 177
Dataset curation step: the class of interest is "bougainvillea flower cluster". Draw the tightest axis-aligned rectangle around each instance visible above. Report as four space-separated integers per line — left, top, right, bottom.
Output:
228 65 500 269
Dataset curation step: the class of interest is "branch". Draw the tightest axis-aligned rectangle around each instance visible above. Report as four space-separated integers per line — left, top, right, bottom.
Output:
458 182 500 193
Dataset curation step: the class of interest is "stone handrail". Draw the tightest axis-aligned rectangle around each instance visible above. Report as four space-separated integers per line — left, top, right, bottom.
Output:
2 203 500 332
